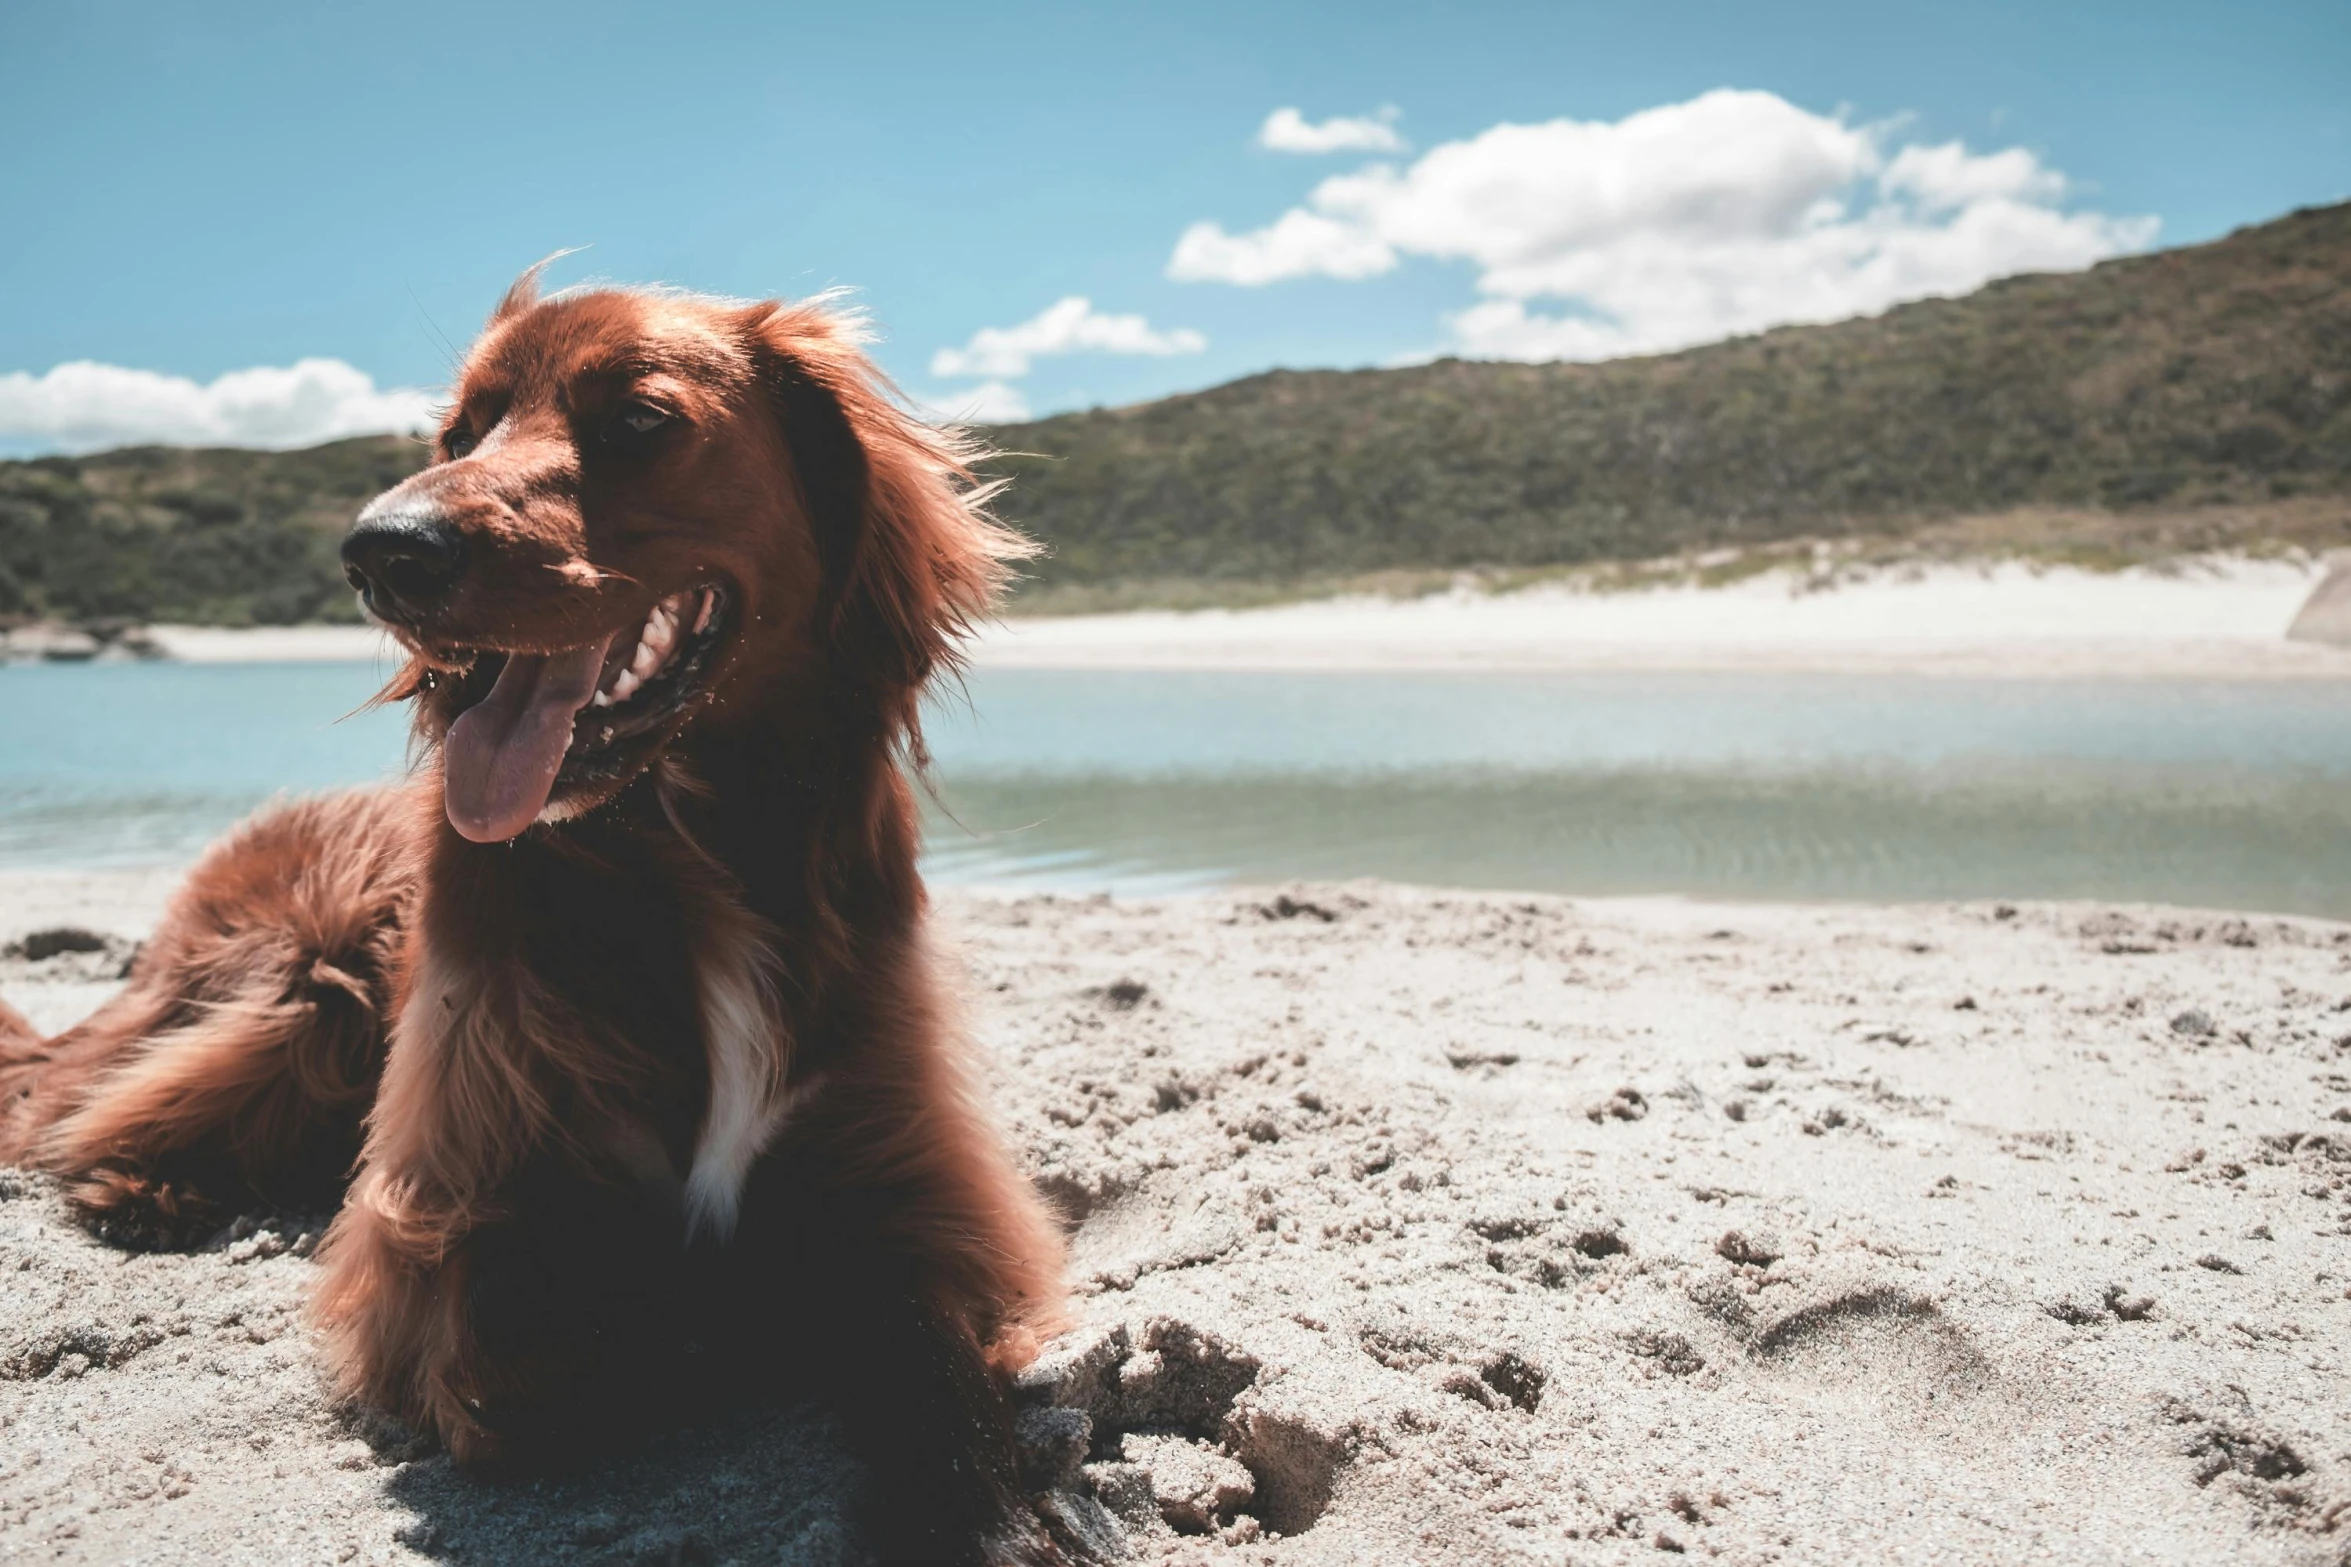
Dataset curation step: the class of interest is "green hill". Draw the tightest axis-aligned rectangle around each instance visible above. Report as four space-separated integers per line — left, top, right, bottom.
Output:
0 436 424 626
986 201 2351 597
3 201 2346 627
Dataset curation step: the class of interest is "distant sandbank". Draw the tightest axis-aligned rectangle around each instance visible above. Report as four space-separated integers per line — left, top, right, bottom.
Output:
13 555 2347 679
975 555 2351 678
138 624 407 664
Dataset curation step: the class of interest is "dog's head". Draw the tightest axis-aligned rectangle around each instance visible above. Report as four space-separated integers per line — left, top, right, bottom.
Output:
345 269 1029 844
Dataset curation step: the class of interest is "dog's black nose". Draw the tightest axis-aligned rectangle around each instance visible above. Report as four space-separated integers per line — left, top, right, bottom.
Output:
342 503 465 615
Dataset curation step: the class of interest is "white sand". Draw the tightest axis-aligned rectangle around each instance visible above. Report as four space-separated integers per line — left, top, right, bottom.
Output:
139 625 404 664
4 872 2348 1564
124 558 2351 679
974 557 2351 678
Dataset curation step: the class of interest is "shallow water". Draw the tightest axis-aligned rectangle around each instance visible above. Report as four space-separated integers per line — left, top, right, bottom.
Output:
5 661 2351 916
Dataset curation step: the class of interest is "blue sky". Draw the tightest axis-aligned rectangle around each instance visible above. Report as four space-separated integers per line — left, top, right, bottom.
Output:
1 0 2345 451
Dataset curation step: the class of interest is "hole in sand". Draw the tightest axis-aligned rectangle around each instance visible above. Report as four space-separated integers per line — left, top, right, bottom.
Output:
1477 1351 1545 1412
1750 1286 1993 1405
1570 1227 1628 1260
1018 1315 1356 1541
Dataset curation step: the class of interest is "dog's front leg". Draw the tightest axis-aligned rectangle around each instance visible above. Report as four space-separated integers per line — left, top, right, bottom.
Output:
826 1283 1070 1567
307 927 663 1465
710 1161 1068 1567
313 1162 502 1456
316 1150 689 1466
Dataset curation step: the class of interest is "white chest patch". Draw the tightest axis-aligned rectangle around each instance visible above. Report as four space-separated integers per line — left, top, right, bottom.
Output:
682 919 800 1240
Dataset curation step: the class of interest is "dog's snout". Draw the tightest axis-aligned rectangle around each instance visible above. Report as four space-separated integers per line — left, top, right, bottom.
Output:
342 503 466 616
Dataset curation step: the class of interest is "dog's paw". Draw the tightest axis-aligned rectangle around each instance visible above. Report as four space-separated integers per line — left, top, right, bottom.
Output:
998 1501 1089 1567
430 1254 643 1470
64 1165 223 1250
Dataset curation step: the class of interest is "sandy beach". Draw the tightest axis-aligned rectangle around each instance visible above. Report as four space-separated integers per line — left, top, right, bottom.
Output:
3 871 2348 1564
84 556 2351 679
974 558 2351 678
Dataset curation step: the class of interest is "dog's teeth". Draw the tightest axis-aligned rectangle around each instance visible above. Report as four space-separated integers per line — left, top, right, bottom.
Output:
692 590 715 635
609 668 641 703
591 689 612 707
629 637 662 679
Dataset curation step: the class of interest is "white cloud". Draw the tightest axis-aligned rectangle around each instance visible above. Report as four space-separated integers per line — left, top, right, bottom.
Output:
0 358 437 454
1169 209 1399 285
1258 106 1406 155
1879 141 2064 211
915 379 1033 424
930 296 1207 380
1171 89 2158 361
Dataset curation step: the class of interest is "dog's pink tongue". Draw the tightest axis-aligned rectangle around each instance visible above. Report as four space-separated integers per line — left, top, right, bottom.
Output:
443 637 612 844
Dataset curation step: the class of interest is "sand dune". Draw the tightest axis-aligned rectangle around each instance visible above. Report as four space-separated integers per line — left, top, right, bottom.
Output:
3 873 2348 1563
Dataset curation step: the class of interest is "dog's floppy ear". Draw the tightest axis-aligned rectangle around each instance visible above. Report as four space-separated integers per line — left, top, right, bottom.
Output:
738 300 1035 741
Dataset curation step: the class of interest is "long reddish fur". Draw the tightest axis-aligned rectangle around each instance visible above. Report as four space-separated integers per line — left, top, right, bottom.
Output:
0 284 1068 1561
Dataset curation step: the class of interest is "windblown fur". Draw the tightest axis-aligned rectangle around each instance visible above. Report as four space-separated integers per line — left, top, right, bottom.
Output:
0 277 1069 1565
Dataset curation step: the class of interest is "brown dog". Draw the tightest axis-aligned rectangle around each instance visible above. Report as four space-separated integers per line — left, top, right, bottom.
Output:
0 271 1069 1564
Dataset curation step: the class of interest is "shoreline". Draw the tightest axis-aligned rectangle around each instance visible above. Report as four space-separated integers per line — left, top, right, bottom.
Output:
6 555 2346 679
972 555 2351 678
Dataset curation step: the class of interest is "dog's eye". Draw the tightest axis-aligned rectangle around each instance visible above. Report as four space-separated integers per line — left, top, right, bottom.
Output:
607 401 673 443
443 424 478 460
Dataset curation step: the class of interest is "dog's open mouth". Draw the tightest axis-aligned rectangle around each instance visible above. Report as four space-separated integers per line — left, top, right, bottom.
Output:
578 584 727 738
439 586 727 843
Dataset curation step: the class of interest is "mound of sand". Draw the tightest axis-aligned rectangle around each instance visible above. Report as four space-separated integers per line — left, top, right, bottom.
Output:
4 875 2349 1564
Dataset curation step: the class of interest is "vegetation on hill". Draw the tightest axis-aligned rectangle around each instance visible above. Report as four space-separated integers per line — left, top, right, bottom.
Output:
0 202 2344 626
985 202 2351 594
0 436 425 625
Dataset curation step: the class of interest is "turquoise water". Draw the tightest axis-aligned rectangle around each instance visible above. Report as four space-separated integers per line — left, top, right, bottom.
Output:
5 661 2351 915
